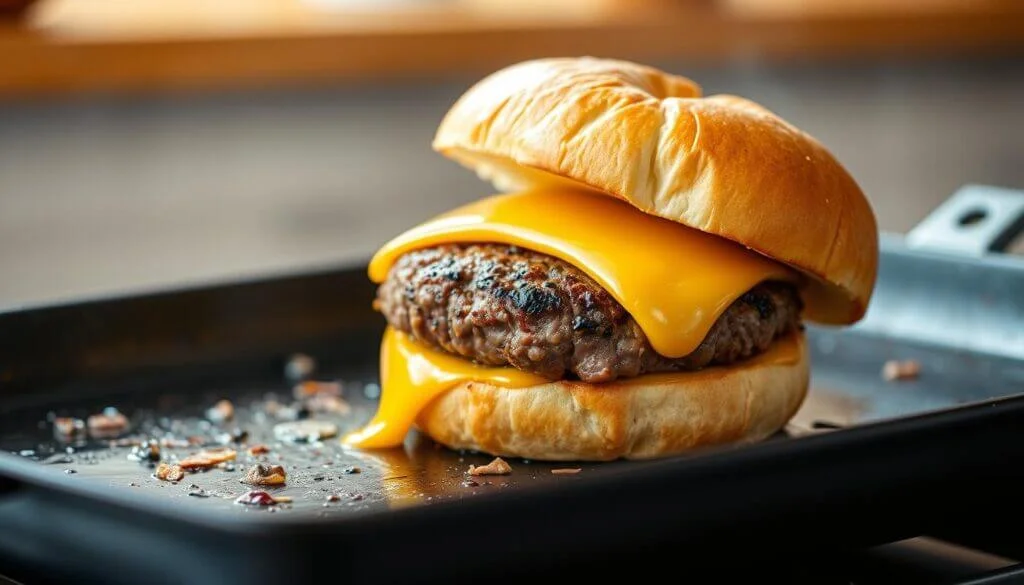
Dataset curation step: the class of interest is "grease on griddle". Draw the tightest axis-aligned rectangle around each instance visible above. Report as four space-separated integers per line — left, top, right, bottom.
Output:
273 420 338 443
242 463 287 486
41 453 74 465
179 447 237 471
468 457 512 476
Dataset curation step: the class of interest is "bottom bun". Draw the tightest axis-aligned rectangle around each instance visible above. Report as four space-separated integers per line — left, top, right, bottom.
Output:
415 331 809 461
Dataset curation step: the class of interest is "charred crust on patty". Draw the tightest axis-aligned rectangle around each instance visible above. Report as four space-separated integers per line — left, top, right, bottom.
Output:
376 243 802 383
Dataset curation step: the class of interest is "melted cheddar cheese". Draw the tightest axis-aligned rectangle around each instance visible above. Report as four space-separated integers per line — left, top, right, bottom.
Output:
367 188 797 358
344 188 801 450
342 326 802 449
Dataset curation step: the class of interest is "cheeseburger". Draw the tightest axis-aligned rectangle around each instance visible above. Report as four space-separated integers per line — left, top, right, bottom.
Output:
343 57 879 461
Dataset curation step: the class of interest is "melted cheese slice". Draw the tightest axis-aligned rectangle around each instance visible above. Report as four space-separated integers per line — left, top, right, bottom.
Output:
367 188 798 359
342 326 802 449
347 187 802 450
343 326 549 449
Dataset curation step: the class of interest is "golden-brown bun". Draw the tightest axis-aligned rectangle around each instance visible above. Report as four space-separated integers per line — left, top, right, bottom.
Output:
432 57 879 325
414 331 809 461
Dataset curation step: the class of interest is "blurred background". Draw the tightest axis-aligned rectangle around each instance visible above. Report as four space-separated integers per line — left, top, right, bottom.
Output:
0 0 1022 307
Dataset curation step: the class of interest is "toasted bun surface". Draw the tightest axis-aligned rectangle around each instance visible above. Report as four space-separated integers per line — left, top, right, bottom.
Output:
432 57 879 325
414 331 809 461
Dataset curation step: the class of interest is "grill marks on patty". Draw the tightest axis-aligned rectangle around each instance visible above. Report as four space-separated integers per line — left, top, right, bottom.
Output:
375 244 802 383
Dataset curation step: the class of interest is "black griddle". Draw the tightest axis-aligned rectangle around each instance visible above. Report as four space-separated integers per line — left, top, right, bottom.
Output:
1 184 1023 585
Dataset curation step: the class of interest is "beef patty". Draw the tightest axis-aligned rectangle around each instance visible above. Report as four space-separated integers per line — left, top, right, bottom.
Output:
374 244 803 383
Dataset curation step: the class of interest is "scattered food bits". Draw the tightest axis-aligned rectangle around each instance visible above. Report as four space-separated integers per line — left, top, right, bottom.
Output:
158 437 192 449
235 490 282 506
248 444 270 456
53 417 86 439
179 448 237 471
462 480 479 488
64 469 77 475
243 463 287 486
206 400 234 423
285 353 317 382
87 409 129 438
468 457 512 476
292 380 342 399
217 428 249 445
341 466 361 475
326 494 341 502
188 489 211 498
551 468 581 475
350 494 364 501
272 496 293 504
273 420 338 443
304 394 352 415
882 359 921 382
128 440 161 463
155 463 185 482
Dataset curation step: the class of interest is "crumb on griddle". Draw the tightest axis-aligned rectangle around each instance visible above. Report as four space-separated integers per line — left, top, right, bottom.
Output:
292 380 342 400
155 463 185 482
468 457 512 476
273 420 338 443
304 394 351 416
53 417 86 440
128 440 161 463
551 468 581 475
179 447 237 471
235 490 286 506
87 408 129 438
158 437 192 449
285 353 317 382
206 399 234 423
248 444 270 456
882 359 921 382
242 463 287 486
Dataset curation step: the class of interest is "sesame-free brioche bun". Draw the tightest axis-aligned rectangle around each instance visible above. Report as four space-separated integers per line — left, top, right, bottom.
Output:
432 57 879 326
415 331 809 461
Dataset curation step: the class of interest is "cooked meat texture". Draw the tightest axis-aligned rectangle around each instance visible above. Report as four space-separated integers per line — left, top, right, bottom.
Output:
375 244 802 383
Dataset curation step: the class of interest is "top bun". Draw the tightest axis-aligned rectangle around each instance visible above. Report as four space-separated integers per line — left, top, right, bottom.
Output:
432 57 879 325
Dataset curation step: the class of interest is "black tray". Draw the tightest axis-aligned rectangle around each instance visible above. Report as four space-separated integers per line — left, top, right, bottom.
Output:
2 185 1024 585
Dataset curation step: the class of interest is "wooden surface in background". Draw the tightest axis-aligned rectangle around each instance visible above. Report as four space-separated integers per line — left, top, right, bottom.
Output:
0 0 1022 97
